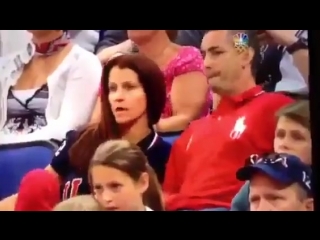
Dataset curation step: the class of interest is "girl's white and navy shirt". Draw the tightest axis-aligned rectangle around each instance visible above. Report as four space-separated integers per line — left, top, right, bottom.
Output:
145 206 153 211
51 130 171 200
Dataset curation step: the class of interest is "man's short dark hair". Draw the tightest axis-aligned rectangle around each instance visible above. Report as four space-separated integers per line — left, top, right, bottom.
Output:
228 30 261 77
204 30 261 77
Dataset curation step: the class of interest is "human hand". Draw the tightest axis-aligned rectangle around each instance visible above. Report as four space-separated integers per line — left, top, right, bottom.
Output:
97 40 134 64
97 46 119 64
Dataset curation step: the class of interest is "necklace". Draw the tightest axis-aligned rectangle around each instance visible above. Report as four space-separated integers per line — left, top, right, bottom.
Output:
34 31 70 56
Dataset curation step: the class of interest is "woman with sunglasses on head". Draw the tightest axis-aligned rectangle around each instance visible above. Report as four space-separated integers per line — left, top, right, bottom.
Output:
231 100 311 211
0 54 170 210
89 139 164 211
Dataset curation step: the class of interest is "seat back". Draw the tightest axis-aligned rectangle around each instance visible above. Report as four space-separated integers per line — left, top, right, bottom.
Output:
160 132 181 145
0 141 57 200
162 135 180 145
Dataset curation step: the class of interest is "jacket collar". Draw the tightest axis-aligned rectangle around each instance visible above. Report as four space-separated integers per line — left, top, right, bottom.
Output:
137 131 158 152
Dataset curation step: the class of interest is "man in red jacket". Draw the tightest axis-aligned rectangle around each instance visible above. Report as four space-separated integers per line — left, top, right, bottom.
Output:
163 30 294 211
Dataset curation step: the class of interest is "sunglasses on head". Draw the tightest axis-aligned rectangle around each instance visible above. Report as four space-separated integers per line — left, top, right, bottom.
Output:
245 153 289 168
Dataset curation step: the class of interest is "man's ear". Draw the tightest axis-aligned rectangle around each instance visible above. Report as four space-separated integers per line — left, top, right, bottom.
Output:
241 47 254 67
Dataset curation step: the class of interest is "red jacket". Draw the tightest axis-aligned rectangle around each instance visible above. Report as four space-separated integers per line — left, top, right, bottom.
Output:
163 86 293 210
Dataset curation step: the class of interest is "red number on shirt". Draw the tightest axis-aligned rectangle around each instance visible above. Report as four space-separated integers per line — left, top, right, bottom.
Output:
62 178 83 200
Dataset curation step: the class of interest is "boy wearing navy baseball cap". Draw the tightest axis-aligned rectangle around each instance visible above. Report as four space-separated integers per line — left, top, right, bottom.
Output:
236 153 313 211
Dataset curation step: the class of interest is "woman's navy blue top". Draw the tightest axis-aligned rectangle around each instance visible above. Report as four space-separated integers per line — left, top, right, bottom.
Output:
51 130 171 200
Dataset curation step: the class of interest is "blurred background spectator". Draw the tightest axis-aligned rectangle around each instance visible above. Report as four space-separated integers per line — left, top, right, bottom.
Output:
0 30 101 203
0 30 101 144
96 30 206 64
128 30 210 133
257 30 308 93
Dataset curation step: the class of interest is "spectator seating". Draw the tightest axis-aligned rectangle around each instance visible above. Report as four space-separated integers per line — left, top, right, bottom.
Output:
0 141 58 200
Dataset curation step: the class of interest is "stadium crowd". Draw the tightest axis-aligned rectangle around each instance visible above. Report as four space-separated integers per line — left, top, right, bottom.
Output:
0 30 312 211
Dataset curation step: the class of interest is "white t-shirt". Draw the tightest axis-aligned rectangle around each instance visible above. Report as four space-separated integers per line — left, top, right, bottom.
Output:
275 30 308 93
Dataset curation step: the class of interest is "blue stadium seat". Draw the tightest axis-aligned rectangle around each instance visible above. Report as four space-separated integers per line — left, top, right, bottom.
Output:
0 141 57 200
162 135 180 145
160 132 181 145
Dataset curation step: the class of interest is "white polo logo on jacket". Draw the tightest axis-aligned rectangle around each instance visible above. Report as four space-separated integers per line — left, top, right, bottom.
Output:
230 116 246 139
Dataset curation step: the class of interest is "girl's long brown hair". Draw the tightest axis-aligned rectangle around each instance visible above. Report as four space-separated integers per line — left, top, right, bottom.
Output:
89 140 164 211
69 54 166 174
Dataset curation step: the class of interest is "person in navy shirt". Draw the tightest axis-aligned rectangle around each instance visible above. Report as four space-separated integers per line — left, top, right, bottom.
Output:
49 53 171 200
52 128 169 200
0 53 171 208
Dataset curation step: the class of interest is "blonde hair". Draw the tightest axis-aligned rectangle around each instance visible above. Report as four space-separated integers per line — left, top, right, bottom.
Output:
53 195 102 211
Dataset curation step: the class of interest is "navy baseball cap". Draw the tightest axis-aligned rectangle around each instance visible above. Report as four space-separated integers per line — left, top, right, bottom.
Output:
236 153 312 196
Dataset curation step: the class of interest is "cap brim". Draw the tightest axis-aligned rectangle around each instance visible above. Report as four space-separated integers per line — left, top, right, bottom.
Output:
236 165 292 184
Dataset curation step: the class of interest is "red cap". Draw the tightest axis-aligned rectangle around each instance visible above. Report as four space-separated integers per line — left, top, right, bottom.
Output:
15 169 60 211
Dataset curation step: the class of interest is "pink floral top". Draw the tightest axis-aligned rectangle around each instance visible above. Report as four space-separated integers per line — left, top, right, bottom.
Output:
162 46 210 118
